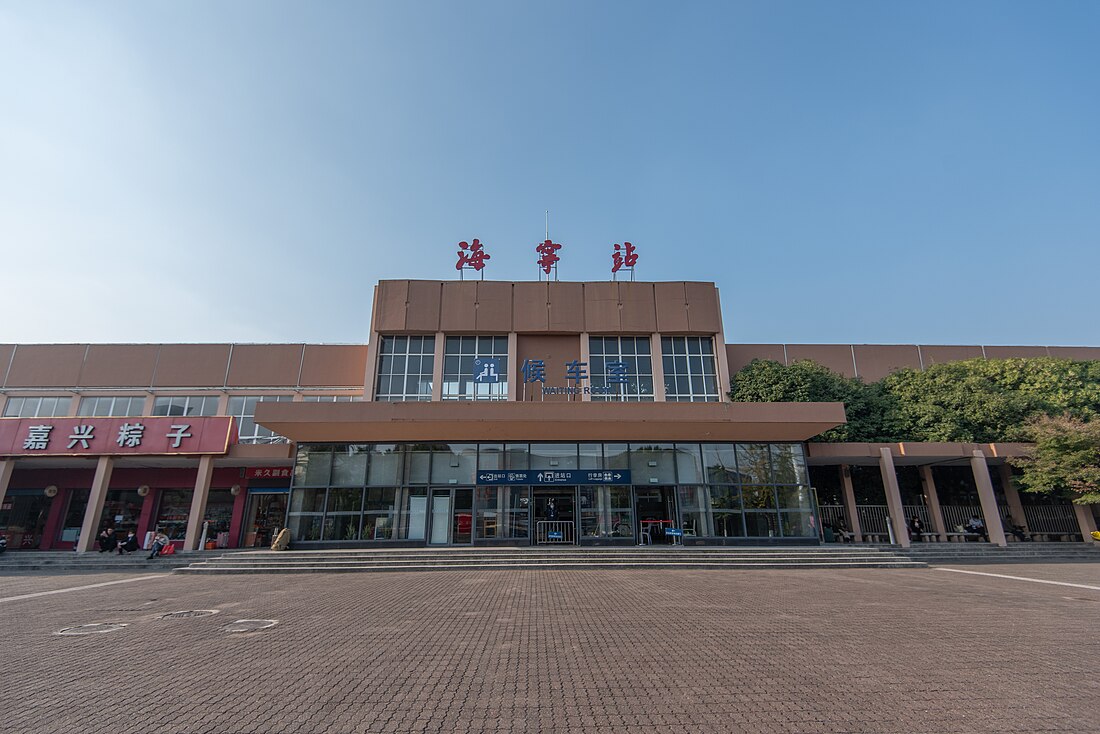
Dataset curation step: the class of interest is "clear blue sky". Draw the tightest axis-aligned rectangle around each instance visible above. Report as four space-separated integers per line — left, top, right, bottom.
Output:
2 1 1098 346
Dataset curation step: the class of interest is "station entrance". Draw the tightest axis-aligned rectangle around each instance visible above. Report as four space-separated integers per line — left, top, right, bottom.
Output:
533 487 576 544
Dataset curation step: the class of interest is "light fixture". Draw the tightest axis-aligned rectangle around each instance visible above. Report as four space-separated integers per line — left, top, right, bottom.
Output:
137 485 150 497
230 484 242 496
44 485 58 498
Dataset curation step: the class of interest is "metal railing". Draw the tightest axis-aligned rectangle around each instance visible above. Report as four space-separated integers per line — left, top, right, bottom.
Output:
536 521 575 545
1023 505 1080 534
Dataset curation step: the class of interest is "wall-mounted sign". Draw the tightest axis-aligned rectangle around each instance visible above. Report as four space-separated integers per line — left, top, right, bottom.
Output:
0 417 235 457
472 358 500 384
476 470 631 485
245 467 292 480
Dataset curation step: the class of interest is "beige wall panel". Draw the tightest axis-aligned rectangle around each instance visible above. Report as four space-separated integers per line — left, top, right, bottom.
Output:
0 345 16 386
226 344 304 387
299 345 369 387
618 282 658 333
152 344 232 387
475 281 513 332
439 281 478 332
513 282 549 332
984 345 1050 359
853 345 922 381
372 281 409 333
725 344 787 374
920 345 984 365
404 281 443 333
654 282 690 332
78 344 160 387
583 282 620 333
547 282 585 332
786 344 856 378
1047 346 1100 361
685 282 722 334
516 334 580 402
5 344 87 387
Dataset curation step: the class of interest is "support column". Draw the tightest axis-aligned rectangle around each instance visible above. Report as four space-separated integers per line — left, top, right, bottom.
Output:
970 450 1007 547
430 331 445 401
0 459 15 516
998 464 1027 528
1073 504 1098 544
651 333 667 401
839 465 862 542
507 332 518 401
580 332 591 402
919 466 948 540
878 448 910 548
184 456 215 551
77 456 114 553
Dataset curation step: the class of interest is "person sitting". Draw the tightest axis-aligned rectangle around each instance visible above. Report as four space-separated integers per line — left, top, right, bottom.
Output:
116 531 139 555
97 527 118 553
909 516 925 541
833 519 853 543
147 530 171 559
965 515 987 541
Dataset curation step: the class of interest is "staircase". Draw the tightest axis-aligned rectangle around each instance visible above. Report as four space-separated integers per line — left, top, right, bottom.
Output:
0 550 202 573
892 541 1100 565
175 545 926 574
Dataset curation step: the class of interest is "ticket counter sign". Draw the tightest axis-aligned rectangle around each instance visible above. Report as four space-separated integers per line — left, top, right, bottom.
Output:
0 416 235 457
476 470 631 485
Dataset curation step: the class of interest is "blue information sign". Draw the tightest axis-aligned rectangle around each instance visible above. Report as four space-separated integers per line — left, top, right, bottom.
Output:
475 470 631 485
665 528 683 537
547 531 563 540
472 358 500 384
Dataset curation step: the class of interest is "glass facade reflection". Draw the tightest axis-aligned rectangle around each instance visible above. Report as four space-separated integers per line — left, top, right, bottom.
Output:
288 442 818 545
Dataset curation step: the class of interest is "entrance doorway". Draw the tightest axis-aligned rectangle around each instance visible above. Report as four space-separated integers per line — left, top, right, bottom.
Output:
428 488 472 545
241 492 288 548
635 486 677 544
533 487 576 544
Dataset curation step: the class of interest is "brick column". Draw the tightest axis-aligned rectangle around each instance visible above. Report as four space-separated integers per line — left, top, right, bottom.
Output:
839 465 862 542
184 455 215 551
0 459 14 513
970 451 1007 547
1073 504 1098 544
998 464 1027 528
919 466 948 540
878 448 910 548
77 456 114 553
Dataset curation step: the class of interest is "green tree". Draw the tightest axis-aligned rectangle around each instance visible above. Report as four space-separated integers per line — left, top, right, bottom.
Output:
729 359 900 442
1008 414 1100 504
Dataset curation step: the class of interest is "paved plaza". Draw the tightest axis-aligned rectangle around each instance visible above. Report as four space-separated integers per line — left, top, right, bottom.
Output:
1 563 1098 733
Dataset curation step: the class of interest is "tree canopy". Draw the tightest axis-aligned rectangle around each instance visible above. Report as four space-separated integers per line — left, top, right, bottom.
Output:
1009 415 1100 504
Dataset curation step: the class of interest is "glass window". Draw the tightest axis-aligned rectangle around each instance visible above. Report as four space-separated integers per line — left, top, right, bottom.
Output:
771 444 809 485
332 445 369 485
742 486 777 511
578 443 603 470
702 444 737 484
153 489 191 541
152 395 220 417
362 488 398 540
579 486 633 539
676 485 713 537
442 335 509 400
203 489 235 540
589 336 654 401
375 336 435 401
227 395 292 444
3 396 73 417
529 444 578 470
673 444 703 483
735 444 772 484
710 487 745 538
629 444 676 484
431 444 477 484
58 489 90 543
301 395 358 402
777 486 815 512
295 445 333 486
661 337 719 401
475 486 530 539
78 396 145 417
367 445 403 485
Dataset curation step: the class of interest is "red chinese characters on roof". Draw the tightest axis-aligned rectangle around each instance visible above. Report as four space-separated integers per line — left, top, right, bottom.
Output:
536 240 562 275
456 238 491 271
611 242 638 273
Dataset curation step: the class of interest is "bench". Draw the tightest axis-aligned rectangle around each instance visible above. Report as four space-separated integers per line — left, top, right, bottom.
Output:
945 530 984 542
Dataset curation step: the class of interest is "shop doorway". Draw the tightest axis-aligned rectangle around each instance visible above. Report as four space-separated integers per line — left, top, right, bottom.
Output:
533 487 576 544
635 486 678 544
241 492 288 548
0 490 52 550
428 488 473 545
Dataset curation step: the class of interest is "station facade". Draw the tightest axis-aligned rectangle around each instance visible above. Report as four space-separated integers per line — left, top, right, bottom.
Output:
1 279 1097 551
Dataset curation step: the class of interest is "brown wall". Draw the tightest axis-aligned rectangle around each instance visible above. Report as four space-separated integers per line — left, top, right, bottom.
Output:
0 344 368 389
369 280 722 335
515 335 581 402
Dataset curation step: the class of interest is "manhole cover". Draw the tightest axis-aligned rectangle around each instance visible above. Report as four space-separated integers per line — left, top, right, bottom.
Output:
223 619 277 633
160 610 219 619
57 623 128 636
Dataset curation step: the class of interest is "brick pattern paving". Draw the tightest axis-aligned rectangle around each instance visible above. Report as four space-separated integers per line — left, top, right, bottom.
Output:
0 566 1098 733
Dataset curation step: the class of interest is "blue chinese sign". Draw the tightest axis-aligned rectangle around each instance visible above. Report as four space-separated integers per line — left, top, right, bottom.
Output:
473 358 500 383
665 528 683 537
476 470 632 485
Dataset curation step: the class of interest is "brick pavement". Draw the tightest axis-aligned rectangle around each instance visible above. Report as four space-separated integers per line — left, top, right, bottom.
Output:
0 565 1098 733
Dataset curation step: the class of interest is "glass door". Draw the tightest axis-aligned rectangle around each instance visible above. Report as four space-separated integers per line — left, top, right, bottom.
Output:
429 490 451 544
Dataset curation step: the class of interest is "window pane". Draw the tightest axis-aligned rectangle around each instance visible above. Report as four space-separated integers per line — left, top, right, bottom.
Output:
332 445 369 485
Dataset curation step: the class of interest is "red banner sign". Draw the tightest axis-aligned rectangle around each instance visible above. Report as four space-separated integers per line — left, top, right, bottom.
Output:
245 467 292 480
0 416 235 457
